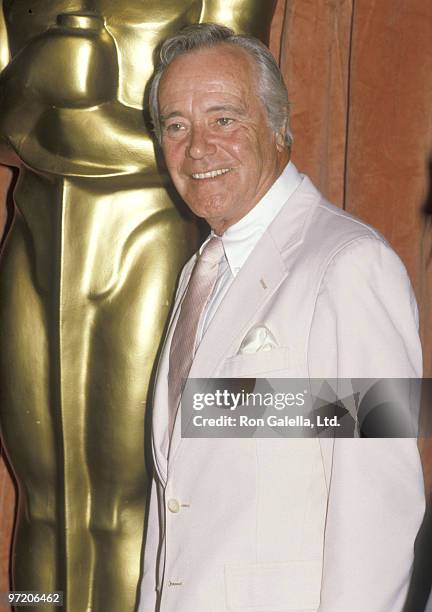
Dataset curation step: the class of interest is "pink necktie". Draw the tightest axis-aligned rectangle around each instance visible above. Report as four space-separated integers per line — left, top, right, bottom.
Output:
168 237 225 435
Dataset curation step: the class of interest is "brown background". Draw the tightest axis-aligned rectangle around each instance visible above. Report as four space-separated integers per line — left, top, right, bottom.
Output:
1 0 431 606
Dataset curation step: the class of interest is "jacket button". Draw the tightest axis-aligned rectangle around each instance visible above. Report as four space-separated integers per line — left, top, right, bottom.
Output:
167 498 180 513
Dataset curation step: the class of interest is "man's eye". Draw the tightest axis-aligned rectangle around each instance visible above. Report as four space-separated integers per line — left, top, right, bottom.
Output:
216 117 234 127
165 123 185 133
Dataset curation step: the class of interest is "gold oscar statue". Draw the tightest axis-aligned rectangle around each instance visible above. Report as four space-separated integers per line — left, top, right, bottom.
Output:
0 2 276 610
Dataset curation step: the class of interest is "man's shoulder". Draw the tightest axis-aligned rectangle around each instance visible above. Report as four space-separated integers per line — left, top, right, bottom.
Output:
269 173 408 285
283 174 391 259
303 175 387 246
314 196 385 245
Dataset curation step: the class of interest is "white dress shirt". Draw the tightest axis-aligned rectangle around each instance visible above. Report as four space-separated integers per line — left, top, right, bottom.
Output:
197 161 302 345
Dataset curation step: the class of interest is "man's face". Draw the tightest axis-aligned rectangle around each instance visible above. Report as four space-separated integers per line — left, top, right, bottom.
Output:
158 45 289 235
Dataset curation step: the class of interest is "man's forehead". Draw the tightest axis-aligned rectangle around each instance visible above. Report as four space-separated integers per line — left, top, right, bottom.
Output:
159 45 256 109
159 86 247 113
166 43 254 70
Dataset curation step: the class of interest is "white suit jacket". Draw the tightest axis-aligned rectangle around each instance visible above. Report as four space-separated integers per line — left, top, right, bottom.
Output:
139 175 425 612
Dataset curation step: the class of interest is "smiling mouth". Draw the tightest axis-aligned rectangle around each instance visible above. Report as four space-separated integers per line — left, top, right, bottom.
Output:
191 168 232 180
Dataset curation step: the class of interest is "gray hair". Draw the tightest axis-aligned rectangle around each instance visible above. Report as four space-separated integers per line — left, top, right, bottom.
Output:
149 23 293 146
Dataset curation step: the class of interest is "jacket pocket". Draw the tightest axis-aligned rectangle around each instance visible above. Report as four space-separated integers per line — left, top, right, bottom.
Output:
224 560 321 611
219 347 290 378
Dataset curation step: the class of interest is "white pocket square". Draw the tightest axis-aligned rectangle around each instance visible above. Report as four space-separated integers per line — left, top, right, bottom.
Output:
239 325 278 354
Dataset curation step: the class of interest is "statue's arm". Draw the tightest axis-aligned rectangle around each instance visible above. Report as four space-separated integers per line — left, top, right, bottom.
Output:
200 0 277 41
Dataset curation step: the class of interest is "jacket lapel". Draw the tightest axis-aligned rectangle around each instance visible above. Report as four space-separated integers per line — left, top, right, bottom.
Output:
188 175 319 381
168 175 321 463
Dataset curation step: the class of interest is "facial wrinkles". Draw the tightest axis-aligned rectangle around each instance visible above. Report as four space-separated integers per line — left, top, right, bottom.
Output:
172 99 271 185
159 46 289 234
183 105 258 178
160 49 251 124
161 91 247 131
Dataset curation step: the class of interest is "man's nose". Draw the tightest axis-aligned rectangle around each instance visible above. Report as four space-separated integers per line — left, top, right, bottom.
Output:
186 124 216 159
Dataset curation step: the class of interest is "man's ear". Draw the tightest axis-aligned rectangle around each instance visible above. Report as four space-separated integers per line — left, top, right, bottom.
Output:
275 130 285 152
275 119 289 152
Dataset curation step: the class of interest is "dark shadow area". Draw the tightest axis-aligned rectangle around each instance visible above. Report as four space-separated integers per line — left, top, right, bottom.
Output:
0 167 20 606
404 159 432 611
404 499 432 612
407 153 432 611
0 440 19 596
421 155 432 266
0 166 18 252
422 156 432 220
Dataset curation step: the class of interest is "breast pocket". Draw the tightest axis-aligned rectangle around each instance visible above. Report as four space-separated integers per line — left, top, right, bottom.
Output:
219 347 290 378
225 561 321 611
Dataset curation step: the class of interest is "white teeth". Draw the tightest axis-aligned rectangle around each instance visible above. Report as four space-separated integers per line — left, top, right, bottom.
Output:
192 168 231 180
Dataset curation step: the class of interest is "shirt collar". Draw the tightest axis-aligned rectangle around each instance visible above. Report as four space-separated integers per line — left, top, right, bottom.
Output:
201 161 302 275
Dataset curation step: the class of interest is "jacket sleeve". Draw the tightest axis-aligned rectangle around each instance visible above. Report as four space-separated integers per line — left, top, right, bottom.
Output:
308 236 425 611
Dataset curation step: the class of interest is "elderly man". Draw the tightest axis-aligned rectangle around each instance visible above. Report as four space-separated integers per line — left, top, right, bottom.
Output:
139 24 425 612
